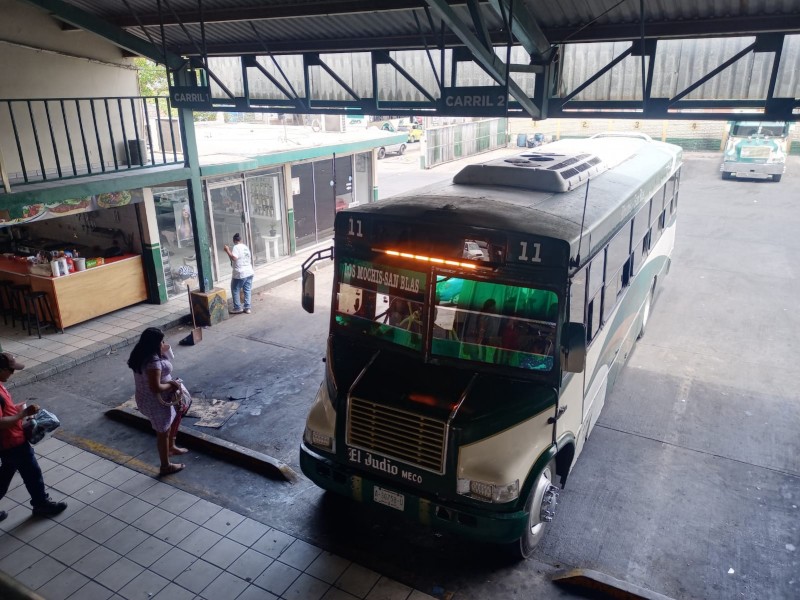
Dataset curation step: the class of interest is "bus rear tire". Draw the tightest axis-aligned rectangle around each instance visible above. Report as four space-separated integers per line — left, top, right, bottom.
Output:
513 459 557 560
721 172 733 180
772 174 782 182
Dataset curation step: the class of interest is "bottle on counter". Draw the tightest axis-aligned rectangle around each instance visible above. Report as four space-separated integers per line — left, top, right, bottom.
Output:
65 254 75 273
57 256 69 276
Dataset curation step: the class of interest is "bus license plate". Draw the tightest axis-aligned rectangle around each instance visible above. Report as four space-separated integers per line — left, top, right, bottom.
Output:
374 486 404 511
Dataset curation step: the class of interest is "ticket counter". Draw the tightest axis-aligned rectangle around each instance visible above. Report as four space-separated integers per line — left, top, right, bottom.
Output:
0 254 147 330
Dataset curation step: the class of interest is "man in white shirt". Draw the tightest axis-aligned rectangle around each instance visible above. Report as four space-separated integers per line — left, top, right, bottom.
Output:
223 233 255 314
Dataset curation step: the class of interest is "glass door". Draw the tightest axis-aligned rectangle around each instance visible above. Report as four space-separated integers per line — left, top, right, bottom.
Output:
207 180 246 280
246 171 285 265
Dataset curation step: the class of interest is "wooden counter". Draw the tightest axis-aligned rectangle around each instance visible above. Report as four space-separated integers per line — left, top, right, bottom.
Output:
0 254 147 330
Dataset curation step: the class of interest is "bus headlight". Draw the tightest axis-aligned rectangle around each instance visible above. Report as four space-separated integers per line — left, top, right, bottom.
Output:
457 478 519 503
304 427 334 451
303 382 336 453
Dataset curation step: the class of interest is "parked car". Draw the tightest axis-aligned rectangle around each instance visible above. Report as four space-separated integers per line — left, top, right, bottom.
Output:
377 142 406 159
398 123 423 143
463 241 485 260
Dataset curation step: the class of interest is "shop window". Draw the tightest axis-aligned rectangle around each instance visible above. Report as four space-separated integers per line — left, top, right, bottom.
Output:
246 171 286 265
153 185 198 297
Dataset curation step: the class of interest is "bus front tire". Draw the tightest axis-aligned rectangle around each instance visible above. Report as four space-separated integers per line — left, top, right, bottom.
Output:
721 172 733 180
772 174 782 182
514 459 558 560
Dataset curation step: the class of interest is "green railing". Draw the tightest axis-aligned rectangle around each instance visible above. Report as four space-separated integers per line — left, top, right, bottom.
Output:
0 96 182 193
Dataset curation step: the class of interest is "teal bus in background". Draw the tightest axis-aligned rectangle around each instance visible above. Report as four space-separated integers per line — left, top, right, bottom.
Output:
721 121 791 182
299 133 682 558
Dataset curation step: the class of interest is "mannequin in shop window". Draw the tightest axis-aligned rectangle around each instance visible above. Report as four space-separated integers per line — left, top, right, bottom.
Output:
178 205 193 243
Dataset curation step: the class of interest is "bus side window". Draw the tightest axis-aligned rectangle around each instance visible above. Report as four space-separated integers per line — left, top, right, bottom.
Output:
569 269 586 325
630 200 651 276
586 258 603 343
650 199 663 247
601 224 632 323
587 292 602 342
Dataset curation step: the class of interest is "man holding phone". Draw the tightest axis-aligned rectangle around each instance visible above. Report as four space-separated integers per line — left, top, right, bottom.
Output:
0 352 67 521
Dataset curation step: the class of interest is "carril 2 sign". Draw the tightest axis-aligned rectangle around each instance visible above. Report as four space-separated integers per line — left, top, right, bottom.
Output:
442 86 507 115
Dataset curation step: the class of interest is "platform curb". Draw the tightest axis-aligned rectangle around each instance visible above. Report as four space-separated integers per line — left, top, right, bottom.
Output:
106 404 299 483
552 568 675 600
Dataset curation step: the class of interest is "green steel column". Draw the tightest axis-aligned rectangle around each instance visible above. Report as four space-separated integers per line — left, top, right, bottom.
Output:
175 69 213 293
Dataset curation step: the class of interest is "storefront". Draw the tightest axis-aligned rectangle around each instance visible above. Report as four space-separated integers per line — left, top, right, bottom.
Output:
0 192 148 328
291 152 371 247
152 147 375 299
206 167 286 280
153 166 288 299
0 139 383 315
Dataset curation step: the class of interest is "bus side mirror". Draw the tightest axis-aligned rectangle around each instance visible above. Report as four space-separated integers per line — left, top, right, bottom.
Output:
302 270 316 313
562 322 586 373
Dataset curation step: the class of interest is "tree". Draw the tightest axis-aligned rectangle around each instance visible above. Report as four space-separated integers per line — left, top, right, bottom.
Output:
134 58 169 97
134 58 220 122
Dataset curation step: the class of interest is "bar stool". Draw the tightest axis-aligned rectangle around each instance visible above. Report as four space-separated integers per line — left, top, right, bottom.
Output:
10 284 32 331
23 290 60 338
0 280 14 326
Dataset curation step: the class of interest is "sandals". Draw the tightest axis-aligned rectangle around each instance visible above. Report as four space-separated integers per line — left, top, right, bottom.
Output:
169 447 189 456
159 463 185 476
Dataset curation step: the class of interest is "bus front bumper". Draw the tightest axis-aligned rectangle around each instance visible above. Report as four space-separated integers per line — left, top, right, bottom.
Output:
720 161 784 178
300 443 529 544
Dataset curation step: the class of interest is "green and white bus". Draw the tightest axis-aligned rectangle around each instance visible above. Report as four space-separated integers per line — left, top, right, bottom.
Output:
721 120 791 182
299 133 682 557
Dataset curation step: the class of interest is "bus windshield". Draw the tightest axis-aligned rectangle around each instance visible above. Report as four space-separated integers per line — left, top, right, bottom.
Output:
731 123 787 137
334 258 428 352
332 256 558 372
432 276 557 371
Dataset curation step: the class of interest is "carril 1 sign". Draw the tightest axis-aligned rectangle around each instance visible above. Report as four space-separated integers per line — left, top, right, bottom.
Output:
170 86 213 110
442 86 507 116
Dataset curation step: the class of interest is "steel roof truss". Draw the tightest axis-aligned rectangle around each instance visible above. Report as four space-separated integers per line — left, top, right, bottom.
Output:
424 0 540 118
242 57 299 107
561 45 634 105
307 55 362 105
549 32 799 121
668 41 758 105
414 7 443 91
187 58 236 102
488 0 551 59
373 52 438 105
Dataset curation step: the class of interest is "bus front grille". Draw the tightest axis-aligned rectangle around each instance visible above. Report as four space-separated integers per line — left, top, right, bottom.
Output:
347 397 447 474
740 146 771 158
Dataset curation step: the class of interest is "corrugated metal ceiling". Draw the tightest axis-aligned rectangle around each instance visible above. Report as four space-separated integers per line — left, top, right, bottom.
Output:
55 0 800 57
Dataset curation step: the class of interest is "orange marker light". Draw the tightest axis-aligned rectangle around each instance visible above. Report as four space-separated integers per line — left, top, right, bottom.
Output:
375 249 478 269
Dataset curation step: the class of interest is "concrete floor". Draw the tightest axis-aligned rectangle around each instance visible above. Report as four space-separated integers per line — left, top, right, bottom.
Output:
5 152 799 599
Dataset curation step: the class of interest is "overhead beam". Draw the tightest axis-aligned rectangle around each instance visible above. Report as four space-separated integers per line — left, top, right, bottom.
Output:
424 0 540 118
488 0 550 57
542 15 800 44
111 0 466 28
166 32 513 57
18 0 184 69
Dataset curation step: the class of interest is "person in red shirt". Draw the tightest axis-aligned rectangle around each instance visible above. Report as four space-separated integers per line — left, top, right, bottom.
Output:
0 352 67 522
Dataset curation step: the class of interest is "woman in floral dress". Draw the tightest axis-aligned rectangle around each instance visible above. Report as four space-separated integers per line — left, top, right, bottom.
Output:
127 327 188 475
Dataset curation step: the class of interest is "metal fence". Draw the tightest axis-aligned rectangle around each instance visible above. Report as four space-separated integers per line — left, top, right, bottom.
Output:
424 118 508 169
0 96 182 192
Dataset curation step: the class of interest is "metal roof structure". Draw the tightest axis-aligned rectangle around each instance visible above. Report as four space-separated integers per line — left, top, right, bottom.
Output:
18 0 800 120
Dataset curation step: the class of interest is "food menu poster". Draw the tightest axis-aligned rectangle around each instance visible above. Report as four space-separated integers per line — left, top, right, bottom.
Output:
0 189 143 229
